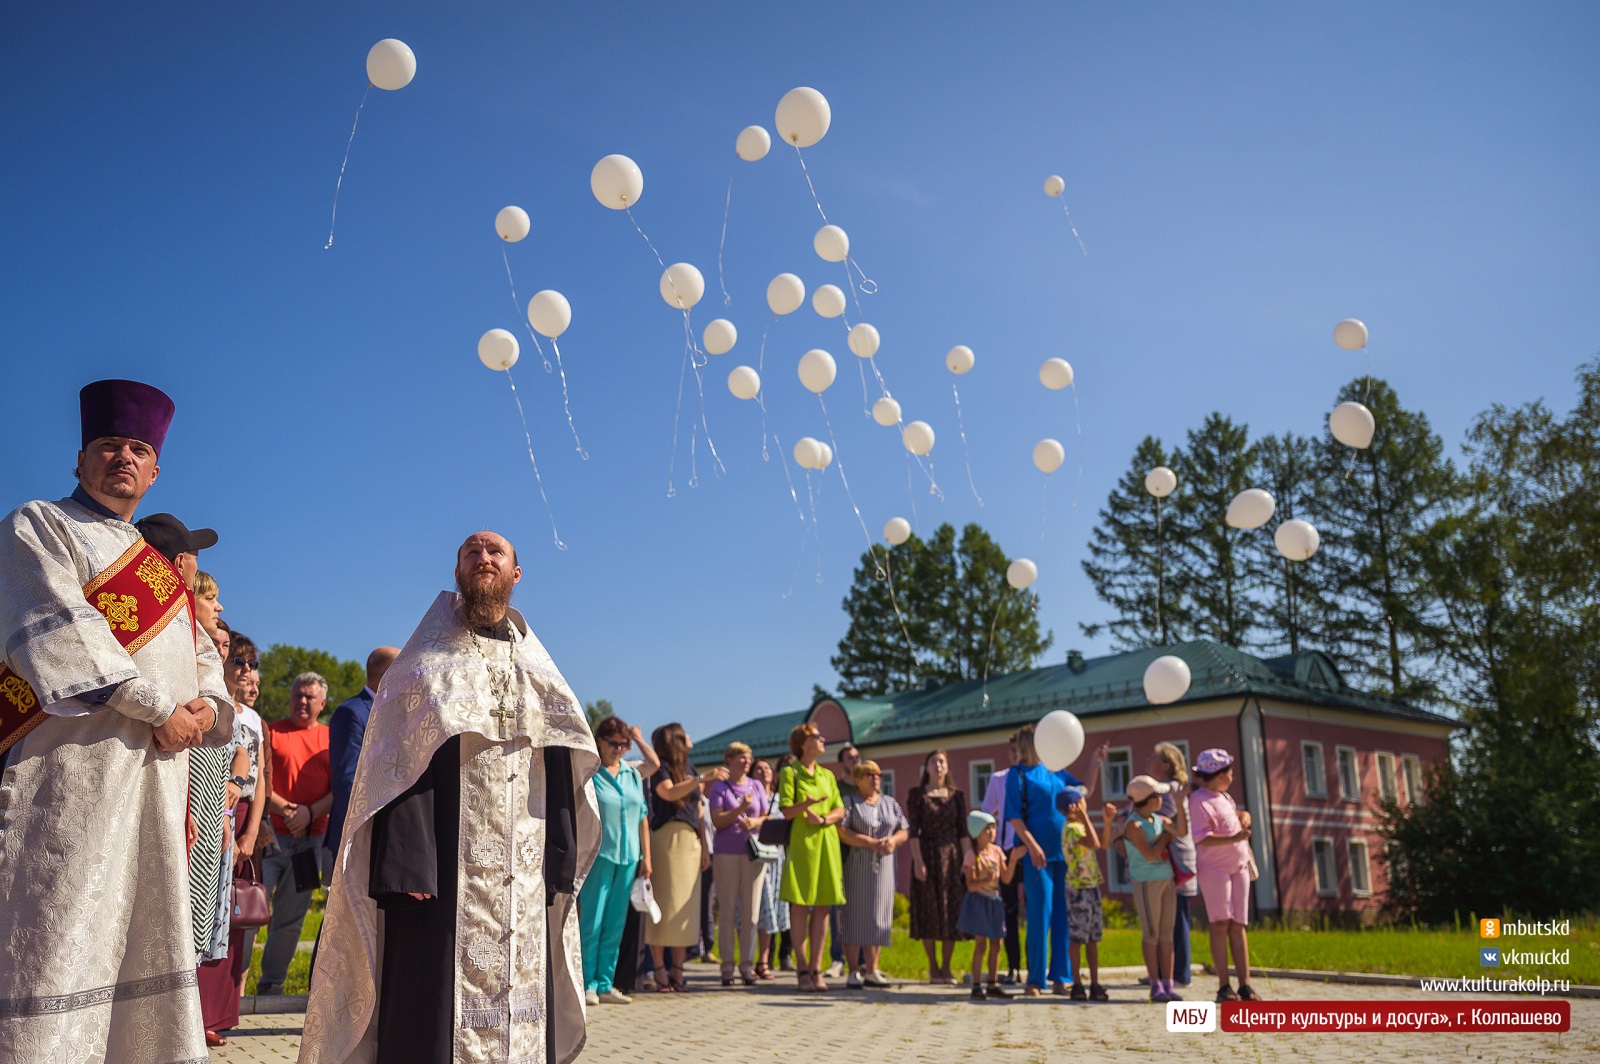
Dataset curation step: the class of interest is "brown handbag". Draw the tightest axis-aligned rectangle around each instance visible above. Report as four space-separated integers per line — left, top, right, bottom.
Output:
231 856 272 931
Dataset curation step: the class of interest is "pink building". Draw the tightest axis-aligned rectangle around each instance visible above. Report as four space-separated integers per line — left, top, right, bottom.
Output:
696 640 1455 922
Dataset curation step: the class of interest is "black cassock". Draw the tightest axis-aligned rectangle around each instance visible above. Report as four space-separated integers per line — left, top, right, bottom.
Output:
368 716 578 1063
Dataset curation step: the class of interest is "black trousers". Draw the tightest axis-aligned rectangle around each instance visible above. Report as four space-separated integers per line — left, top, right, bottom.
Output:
1000 858 1023 972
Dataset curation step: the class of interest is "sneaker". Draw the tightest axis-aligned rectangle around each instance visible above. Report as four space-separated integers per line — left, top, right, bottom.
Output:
985 982 1012 999
846 969 864 990
824 961 845 978
970 985 986 1001
864 969 891 987
584 988 600 1006
1216 984 1240 1002
598 989 633 1004
1238 984 1263 1001
1069 982 1087 1001
1089 983 1110 1002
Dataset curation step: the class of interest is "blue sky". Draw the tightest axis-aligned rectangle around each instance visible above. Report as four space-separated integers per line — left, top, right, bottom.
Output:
2 2 1596 741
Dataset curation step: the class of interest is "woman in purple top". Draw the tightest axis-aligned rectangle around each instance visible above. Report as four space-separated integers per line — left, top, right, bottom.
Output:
707 742 771 985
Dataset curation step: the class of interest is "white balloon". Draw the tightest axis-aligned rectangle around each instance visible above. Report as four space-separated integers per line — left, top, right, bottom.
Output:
775 86 831 148
366 39 416 91
590 154 643 210
1033 439 1065 475
659 262 705 310
812 284 846 319
1145 466 1177 499
903 420 935 456
1226 488 1277 530
797 349 837 394
1043 175 1065 197
703 319 737 356
1329 401 1376 449
883 517 911 546
816 442 834 470
872 397 901 427
477 328 519 371
1274 518 1321 561
793 436 823 471
527 290 572 338
814 224 849 263
727 365 761 400
1143 655 1192 705
1040 358 1075 390
1006 558 1038 590
735 125 771 162
495 206 530 243
847 323 880 359
1333 318 1369 351
945 345 975 375
1034 709 1084 771
766 273 805 316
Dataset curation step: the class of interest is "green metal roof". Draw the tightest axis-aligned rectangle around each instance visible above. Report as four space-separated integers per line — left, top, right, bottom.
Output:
695 640 1458 760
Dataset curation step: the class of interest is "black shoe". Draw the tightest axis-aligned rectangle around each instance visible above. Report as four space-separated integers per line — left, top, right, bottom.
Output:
1216 984 1240 1002
985 982 1011 999
1069 981 1087 1001
1238 984 1263 1001
970 985 987 1001
1089 982 1110 1002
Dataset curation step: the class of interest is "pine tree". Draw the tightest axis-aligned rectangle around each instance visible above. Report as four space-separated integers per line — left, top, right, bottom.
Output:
1171 414 1259 648
1247 431 1334 655
1081 436 1183 647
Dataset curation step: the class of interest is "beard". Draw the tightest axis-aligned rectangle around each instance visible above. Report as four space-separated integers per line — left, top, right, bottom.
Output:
95 471 139 499
457 566 515 629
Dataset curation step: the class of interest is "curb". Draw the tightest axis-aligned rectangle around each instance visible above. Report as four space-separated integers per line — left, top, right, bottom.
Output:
1250 966 1600 1000
243 994 309 1015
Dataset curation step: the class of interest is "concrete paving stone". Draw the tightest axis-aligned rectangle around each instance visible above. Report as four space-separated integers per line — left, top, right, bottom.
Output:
208 966 1600 1063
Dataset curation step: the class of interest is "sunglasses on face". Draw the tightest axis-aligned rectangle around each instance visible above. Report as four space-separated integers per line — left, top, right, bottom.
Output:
230 658 259 670
603 738 631 749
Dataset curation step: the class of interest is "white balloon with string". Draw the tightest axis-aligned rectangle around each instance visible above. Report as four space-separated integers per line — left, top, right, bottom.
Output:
728 366 760 400
1035 710 1084 772
477 327 565 551
903 421 935 456
798 349 837 394
1039 358 1083 513
1145 466 1177 498
1041 172 1087 255
658 261 720 494
518 290 587 461
659 263 705 310
847 324 879 359
325 39 416 250
1275 519 1320 561
1144 656 1191 705
1329 401 1375 449
703 319 737 356
494 205 552 374
775 85 875 316
813 284 846 319
943 345 983 505
746 273 806 467
1334 318 1375 404
717 126 772 306
1226 489 1276 530
1145 466 1178 643
982 557 1039 707
872 397 901 427
884 517 911 546
814 225 849 263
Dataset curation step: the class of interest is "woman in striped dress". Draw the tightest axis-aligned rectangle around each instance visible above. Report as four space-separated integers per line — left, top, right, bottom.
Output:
838 760 909 989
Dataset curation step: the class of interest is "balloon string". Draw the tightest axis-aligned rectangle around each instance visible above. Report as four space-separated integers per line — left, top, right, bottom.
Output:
951 381 984 506
685 323 725 480
667 339 689 498
793 146 831 226
1061 201 1088 257
861 352 942 501
756 314 775 461
816 394 883 581
905 453 920 532
981 597 1008 709
1363 345 1372 405
503 367 566 551
625 207 667 270
857 359 871 417
502 247 552 373
795 145 874 315
1071 382 1083 511
767 423 806 522
717 175 734 307
808 470 823 584
548 337 587 460
783 505 817 598
879 551 918 683
324 83 372 250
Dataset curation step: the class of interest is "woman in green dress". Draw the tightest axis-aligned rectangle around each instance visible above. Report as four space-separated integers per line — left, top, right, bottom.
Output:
777 722 846 992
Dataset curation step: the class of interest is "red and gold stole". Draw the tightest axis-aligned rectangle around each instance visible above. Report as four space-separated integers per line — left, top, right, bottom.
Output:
0 538 191 755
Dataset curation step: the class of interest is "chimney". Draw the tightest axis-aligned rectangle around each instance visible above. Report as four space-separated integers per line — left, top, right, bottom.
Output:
1066 649 1086 674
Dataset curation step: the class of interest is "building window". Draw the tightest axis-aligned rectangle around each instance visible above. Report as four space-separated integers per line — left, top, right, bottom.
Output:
1348 838 1372 896
1375 752 1398 803
1158 739 1190 771
1301 741 1327 799
1312 837 1338 897
1336 746 1359 801
970 760 995 808
1102 747 1133 800
1401 755 1425 806
1108 846 1131 893
879 769 895 798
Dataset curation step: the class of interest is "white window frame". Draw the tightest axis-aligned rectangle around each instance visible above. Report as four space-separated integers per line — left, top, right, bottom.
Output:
879 768 895 798
1401 754 1425 806
1312 836 1338 897
1102 746 1133 800
1107 846 1132 893
970 759 996 808
1336 746 1360 802
1301 741 1327 799
1347 838 1372 897
1375 752 1398 803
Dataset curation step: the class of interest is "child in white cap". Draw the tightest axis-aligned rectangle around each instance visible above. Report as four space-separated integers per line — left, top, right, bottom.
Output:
958 810 1026 1000
1117 773 1189 1003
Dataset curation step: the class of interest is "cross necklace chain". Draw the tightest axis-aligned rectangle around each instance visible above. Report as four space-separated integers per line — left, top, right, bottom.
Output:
469 623 517 736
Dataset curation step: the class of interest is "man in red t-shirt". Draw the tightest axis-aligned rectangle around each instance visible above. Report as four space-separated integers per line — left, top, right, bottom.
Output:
257 673 332 995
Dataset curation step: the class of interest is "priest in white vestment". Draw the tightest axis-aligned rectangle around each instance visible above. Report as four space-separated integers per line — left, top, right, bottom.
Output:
0 379 234 1064
302 531 600 1064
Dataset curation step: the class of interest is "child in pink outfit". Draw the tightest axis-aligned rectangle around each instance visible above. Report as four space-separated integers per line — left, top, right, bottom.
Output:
1186 749 1262 1003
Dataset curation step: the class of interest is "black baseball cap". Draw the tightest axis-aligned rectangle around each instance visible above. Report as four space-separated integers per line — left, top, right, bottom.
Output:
135 513 219 563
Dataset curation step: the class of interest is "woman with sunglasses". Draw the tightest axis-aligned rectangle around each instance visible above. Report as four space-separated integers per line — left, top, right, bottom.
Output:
578 716 659 1006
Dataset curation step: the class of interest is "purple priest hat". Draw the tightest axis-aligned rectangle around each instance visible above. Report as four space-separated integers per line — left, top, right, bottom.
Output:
79 379 176 454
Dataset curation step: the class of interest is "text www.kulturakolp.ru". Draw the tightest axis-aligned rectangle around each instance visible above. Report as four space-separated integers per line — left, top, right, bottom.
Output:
1419 976 1571 995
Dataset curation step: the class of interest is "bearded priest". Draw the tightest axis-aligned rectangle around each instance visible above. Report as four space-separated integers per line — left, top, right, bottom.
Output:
0 379 234 1063
302 531 599 1064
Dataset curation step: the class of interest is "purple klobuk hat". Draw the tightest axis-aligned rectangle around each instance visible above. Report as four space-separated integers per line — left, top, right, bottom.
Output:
80 379 176 455
1194 748 1235 774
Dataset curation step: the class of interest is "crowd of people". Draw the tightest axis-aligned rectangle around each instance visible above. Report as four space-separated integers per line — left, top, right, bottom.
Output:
574 718 1264 1006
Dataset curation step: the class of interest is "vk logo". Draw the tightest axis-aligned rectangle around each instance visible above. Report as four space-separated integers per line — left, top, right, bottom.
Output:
1480 947 1500 967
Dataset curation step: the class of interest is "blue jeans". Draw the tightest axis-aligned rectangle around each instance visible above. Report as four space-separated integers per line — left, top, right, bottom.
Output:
1173 891 1192 984
1023 859 1071 988
579 858 636 994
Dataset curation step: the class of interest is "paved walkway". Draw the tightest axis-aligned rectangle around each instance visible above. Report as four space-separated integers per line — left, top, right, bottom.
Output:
212 966 1600 1063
